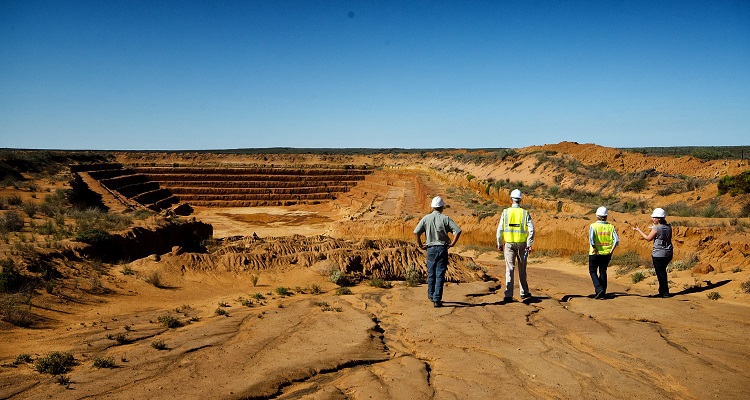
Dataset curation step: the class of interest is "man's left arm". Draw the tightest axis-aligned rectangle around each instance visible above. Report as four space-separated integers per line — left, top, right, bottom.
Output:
611 226 619 254
526 214 535 252
448 220 462 248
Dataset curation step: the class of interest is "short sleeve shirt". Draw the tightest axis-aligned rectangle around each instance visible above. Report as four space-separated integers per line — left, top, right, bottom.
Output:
652 224 673 257
414 210 462 246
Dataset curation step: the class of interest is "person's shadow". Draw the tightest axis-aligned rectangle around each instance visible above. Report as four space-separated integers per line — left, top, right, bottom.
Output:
559 280 732 302
441 295 551 308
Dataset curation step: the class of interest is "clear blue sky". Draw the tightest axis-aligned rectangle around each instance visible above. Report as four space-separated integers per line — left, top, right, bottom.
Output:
1 0 748 150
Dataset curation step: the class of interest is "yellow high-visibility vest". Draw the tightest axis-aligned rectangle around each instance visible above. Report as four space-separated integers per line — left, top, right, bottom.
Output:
502 207 528 243
590 222 615 255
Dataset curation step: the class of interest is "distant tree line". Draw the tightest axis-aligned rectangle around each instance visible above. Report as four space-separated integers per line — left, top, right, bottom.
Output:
621 146 750 161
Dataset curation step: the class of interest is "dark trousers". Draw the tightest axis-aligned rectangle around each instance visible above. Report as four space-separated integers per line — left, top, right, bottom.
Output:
652 256 673 295
589 254 612 294
426 245 449 302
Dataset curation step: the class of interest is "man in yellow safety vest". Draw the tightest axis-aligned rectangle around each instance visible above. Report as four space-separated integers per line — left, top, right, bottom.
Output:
496 189 535 302
589 206 619 299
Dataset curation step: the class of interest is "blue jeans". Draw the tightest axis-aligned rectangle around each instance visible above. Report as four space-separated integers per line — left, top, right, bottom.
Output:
426 245 449 302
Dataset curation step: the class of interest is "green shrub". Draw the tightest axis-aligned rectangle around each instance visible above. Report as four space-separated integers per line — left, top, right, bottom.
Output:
631 271 647 284
157 314 183 328
307 283 323 295
21 200 38 218
13 353 32 365
740 280 750 294
739 201 750 218
215 307 229 316
92 356 116 369
329 269 348 286
706 291 721 300
0 292 33 326
251 292 265 300
335 287 352 295
672 253 699 271
275 286 292 297
368 278 392 289
74 228 111 244
4 195 22 207
1 259 25 293
624 178 648 192
105 332 131 344
70 208 132 232
34 351 75 375
34 220 56 235
0 211 24 232
717 171 750 196
404 264 422 287
151 340 168 350
238 297 253 307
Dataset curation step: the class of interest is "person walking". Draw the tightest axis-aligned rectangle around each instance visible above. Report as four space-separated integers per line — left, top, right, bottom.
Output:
589 206 619 299
496 189 535 302
414 196 462 308
633 208 673 298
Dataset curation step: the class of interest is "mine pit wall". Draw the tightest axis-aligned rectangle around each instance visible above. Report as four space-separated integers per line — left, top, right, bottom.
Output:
130 165 374 207
80 221 213 263
71 163 180 212
334 167 749 270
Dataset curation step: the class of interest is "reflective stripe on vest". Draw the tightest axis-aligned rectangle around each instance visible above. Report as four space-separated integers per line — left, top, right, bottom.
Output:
502 208 528 243
589 222 615 255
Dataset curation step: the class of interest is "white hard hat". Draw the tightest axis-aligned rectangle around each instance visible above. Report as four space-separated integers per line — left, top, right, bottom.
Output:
596 206 608 217
431 196 445 208
510 189 522 199
651 208 666 218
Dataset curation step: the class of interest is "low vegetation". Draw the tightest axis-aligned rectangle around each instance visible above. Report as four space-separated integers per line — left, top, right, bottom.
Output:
335 287 352 295
157 314 183 328
717 170 750 196
368 278 393 289
215 307 229 316
404 264 422 287
34 351 75 375
92 356 117 369
631 271 647 284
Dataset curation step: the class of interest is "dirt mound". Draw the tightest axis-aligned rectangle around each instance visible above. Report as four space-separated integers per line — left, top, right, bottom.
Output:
150 235 488 284
525 141 748 178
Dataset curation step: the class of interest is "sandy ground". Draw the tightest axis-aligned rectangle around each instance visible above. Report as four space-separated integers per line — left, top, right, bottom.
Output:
2 146 750 399
2 205 749 399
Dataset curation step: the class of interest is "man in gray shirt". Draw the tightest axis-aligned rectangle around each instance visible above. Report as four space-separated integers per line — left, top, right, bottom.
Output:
414 196 462 308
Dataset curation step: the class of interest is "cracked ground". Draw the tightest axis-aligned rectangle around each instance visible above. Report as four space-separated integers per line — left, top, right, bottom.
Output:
2 255 750 399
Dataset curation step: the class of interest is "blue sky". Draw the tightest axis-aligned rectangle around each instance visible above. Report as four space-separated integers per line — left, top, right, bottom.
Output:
1 0 748 150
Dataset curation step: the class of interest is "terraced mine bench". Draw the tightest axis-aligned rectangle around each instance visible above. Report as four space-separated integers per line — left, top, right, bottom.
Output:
72 164 374 210
132 166 373 207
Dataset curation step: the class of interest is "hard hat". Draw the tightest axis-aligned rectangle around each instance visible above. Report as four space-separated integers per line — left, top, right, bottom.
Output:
431 196 445 208
651 208 666 218
510 189 522 199
596 206 608 217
